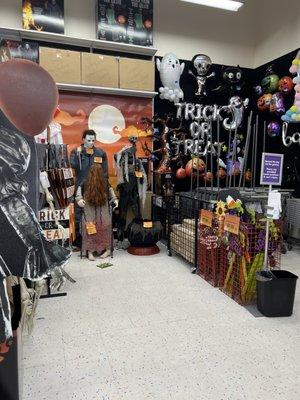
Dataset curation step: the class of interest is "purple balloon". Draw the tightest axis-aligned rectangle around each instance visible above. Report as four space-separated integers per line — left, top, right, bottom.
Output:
267 121 281 137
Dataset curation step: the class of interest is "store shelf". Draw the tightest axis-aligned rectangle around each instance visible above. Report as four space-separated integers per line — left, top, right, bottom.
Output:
0 27 158 57
57 83 158 98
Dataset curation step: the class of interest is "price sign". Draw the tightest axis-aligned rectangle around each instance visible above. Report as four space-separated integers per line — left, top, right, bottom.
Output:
224 214 240 235
199 209 213 227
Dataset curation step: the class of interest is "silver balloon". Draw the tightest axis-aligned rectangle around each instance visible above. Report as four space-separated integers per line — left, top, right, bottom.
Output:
223 96 249 131
282 122 300 147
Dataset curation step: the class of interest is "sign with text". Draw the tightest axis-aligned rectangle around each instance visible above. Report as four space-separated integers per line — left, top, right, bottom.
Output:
199 209 213 227
260 153 284 186
224 214 240 235
97 0 153 46
39 207 70 241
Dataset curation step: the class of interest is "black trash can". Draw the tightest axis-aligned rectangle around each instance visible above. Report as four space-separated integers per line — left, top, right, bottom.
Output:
256 270 298 317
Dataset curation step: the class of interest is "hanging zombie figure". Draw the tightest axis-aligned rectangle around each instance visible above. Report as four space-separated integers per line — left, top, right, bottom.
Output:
189 54 215 97
114 136 147 242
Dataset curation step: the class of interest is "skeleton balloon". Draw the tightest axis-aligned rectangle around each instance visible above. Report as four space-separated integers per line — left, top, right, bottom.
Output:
189 54 215 97
156 53 185 103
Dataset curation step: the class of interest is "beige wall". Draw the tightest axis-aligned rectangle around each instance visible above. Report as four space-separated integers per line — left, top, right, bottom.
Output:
254 0 300 67
154 0 257 67
0 0 298 68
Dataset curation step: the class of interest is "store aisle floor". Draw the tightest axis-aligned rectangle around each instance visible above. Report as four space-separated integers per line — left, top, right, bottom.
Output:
23 245 300 400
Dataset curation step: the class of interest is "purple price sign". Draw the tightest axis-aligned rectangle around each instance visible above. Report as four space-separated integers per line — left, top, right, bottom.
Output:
260 153 284 186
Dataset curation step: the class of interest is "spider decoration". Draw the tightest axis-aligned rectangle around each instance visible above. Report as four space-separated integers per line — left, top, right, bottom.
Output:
213 65 245 95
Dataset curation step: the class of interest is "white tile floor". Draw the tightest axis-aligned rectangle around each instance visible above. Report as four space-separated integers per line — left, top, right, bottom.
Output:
22 244 300 400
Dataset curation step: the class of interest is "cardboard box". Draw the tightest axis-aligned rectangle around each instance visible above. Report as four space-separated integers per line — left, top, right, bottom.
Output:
39 47 81 84
81 53 119 87
119 58 154 91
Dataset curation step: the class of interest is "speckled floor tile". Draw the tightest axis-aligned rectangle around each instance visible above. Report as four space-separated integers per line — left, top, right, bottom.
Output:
22 245 300 400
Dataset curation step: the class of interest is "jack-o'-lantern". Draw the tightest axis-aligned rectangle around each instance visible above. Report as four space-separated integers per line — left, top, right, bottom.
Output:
217 168 227 180
257 94 272 112
185 158 206 177
245 169 252 182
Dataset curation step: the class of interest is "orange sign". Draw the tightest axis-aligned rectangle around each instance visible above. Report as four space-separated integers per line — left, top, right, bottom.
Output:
135 171 143 178
224 214 240 235
143 221 153 229
199 209 213 227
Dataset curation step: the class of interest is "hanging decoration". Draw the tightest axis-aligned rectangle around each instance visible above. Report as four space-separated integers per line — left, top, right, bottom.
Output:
156 53 185 103
278 76 294 95
257 93 272 112
261 65 280 94
188 54 215 97
267 121 281 137
223 96 249 131
270 92 285 114
213 65 245 95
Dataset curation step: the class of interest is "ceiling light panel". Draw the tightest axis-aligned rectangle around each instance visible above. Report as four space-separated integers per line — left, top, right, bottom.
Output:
180 0 244 12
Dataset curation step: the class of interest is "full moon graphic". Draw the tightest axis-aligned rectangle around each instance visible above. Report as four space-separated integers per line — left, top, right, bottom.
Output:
88 105 125 144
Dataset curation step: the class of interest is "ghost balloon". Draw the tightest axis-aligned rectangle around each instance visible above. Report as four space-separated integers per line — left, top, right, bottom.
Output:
156 53 185 104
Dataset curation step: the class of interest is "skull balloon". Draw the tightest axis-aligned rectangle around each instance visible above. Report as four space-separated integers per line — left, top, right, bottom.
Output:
192 54 212 76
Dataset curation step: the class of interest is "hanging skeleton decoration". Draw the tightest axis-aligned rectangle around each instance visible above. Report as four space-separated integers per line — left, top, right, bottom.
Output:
189 54 215 97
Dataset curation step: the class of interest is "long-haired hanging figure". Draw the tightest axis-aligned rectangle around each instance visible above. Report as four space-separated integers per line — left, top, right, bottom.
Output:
76 164 118 261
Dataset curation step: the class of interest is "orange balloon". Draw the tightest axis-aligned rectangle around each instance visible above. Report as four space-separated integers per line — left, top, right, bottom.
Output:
0 59 58 136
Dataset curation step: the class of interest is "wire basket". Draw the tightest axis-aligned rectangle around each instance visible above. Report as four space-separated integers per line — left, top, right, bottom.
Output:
221 219 282 304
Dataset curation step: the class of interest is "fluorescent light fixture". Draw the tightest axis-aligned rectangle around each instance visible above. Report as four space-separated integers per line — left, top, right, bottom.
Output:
180 0 244 12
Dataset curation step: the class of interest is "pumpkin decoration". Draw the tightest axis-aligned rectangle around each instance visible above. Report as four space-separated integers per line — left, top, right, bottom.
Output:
217 168 227 180
257 93 272 112
278 76 293 95
185 157 206 177
176 167 187 180
232 166 240 176
245 169 252 182
203 170 213 182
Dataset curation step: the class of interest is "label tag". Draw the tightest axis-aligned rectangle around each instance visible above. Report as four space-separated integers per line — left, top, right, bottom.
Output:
40 171 50 189
143 221 153 229
86 222 97 235
86 148 94 155
224 214 240 235
135 171 143 178
94 156 103 164
199 209 213 227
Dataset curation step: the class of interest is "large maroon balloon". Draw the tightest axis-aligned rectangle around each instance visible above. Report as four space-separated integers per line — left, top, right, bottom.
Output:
0 59 58 136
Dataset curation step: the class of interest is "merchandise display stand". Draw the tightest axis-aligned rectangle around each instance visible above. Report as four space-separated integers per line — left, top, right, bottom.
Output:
41 277 67 299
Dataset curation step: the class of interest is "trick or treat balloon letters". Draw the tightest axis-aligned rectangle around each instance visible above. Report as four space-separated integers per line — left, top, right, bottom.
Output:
174 97 248 156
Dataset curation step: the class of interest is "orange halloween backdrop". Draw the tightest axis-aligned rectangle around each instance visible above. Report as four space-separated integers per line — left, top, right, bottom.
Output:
54 92 153 182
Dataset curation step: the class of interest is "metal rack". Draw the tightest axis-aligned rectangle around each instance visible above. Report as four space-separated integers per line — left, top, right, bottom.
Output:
286 198 300 248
